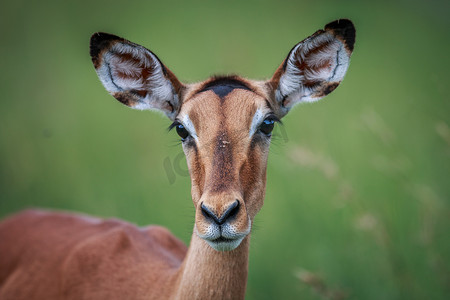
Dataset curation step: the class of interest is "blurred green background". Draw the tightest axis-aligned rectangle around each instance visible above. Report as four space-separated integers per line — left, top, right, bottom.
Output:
1 0 449 299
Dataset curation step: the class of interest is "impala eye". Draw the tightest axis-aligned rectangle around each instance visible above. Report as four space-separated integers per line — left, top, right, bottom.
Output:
260 118 275 135
176 124 189 140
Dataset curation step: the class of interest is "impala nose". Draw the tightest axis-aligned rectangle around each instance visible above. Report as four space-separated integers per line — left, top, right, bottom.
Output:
201 200 240 225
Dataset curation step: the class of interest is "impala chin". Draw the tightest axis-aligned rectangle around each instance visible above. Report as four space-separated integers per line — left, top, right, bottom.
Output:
206 236 246 252
196 220 251 252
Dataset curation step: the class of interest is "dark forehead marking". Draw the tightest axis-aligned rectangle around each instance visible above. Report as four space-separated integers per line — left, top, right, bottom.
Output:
197 77 253 98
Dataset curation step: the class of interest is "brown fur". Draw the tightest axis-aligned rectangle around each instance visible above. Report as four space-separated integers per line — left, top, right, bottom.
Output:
0 19 355 300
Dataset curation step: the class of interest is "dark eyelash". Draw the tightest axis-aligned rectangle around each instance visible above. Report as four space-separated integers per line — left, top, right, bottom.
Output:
167 121 181 132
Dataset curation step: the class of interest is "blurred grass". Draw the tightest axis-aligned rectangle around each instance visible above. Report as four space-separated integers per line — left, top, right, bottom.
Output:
0 0 449 299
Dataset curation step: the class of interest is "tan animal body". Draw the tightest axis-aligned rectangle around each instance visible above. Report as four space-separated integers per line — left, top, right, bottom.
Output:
0 19 355 300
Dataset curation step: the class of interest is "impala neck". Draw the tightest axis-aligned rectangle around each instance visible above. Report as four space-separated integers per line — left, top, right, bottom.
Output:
172 233 250 300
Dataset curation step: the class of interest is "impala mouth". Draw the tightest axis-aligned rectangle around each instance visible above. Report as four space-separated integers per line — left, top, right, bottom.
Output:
213 236 234 243
195 219 251 251
205 235 244 252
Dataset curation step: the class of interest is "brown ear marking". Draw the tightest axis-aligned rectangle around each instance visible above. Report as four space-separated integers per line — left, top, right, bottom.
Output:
314 82 340 98
90 32 124 69
112 91 139 107
112 91 175 112
324 19 356 52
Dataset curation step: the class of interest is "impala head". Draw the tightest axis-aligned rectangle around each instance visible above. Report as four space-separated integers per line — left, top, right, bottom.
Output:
90 19 355 251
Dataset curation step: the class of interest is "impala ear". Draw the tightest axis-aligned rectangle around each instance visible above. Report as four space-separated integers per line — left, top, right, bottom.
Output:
269 19 355 116
90 33 184 120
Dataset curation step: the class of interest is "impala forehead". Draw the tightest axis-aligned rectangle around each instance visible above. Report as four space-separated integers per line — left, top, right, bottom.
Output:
178 89 272 140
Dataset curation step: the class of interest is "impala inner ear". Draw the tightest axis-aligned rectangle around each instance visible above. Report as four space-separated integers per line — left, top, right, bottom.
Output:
90 32 184 120
269 19 355 116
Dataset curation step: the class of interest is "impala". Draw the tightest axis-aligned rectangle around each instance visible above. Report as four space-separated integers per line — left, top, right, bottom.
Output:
0 19 355 299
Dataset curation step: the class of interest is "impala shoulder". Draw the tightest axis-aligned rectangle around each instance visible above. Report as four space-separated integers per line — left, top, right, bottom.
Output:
60 221 146 296
141 225 188 260
60 221 184 298
61 221 186 273
63 219 144 264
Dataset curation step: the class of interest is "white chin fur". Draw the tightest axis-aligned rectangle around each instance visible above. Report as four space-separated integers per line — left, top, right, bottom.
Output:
205 237 245 252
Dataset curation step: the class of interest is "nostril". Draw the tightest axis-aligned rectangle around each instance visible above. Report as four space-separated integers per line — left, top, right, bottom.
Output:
200 200 240 225
201 202 220 224
219 200 240 224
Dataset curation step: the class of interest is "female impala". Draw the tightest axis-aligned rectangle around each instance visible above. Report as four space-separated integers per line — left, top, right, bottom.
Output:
0 19 355 299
